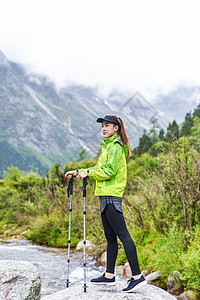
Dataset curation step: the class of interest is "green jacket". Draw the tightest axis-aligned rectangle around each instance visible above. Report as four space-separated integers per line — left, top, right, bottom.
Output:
80 135 128 197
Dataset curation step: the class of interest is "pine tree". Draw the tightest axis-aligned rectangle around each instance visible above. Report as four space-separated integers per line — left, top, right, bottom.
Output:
193 104 200 119
149 117 160 143
137 130 154 156
180 112 193 137
159 128 165 140
165 120 180 142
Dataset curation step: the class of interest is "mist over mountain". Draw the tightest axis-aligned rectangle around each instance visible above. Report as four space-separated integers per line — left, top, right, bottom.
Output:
154 86 200 127
0 50 200 177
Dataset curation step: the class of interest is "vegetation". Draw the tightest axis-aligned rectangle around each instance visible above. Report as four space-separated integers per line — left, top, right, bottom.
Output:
0 142 48 178
0 105 200 295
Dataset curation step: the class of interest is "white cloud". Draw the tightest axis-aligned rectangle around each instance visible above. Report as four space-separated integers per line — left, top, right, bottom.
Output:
1 0 200 95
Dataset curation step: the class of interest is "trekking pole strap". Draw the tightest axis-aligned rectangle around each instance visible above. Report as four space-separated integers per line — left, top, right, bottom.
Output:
82 177 88 197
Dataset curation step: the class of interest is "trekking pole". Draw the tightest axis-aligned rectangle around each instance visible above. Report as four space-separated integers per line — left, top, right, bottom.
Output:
66 175 74 288
82 177 88 292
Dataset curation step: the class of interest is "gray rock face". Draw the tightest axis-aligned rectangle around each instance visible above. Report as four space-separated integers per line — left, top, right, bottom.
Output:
124 262 132 278
42 282 176 300
1 49 200 176
98 251 107 267
0 260 41 300
145 271 161 283
76 240 95 251
177 290 200 300
0 50 10 66
0 50 160 176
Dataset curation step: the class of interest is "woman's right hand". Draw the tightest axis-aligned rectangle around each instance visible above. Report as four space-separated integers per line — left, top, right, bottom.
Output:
64 170 77 179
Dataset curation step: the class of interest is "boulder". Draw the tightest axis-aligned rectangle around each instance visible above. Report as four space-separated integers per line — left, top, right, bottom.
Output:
123 262 132 278
167 271 184 296
41 281 176 300
115 266 124 276
123 264 149 279
177 290 200 300
0 260 41 300
98 251 107 267
141 270 150 277
76 240 95 251
145 271 161 283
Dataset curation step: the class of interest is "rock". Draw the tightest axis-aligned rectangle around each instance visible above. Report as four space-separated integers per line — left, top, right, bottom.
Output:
76 240 95 251
41 281 176 300
3 229 10 236
16 229 30 239
142 270 150 277
123 265 149 279
115 266 124 276
98 251 107 266
177 291 200 300
123 262 132 278
145 271 161 283
167 271 184 296
0 260 41 300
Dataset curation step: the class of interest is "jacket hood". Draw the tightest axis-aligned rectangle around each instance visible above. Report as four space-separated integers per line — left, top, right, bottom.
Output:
101 136 129 158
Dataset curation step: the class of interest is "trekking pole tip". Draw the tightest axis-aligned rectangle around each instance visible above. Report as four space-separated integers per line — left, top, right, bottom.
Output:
83 284 87 292
66 280 70 288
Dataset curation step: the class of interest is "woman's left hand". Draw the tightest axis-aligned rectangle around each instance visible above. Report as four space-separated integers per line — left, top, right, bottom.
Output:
77 171 88 180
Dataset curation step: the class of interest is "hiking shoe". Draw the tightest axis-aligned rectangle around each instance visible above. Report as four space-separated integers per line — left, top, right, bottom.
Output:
91 273 116 285
122 275 147 292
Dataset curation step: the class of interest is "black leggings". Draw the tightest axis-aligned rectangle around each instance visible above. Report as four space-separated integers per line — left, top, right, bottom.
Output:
101 203 141 276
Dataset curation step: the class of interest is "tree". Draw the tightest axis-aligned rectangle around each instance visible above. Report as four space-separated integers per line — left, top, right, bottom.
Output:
149 117 160 143
159 128 165 140
78 149 87 161
165 120 180 142
180 112 193 137
159 138 200 232
137 130 154 156
49 163 63 181
193 104 200 119
191 116 200 138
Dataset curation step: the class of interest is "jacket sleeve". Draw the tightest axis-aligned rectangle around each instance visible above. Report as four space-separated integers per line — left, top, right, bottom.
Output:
78 165 97 173
87 143 123 181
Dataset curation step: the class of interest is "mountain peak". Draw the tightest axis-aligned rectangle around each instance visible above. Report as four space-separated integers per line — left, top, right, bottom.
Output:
0 50 10 66
120 91 158 130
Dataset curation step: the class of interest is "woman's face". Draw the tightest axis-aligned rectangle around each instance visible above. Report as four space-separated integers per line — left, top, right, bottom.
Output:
101 121 118 138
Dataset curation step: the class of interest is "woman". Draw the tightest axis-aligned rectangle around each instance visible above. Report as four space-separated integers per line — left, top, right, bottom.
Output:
65 115 147 292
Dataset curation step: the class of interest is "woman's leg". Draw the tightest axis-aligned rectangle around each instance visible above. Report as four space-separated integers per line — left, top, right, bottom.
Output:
101 211 118 274
104 204 141 276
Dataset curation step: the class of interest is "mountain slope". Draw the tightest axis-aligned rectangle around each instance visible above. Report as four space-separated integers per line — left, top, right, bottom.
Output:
1 50 200 177
0 51 112 174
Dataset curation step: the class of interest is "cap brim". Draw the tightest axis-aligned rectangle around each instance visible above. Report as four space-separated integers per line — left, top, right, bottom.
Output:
96 118 104 123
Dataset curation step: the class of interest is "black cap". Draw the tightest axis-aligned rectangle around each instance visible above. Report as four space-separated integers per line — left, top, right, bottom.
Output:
96 115 121 130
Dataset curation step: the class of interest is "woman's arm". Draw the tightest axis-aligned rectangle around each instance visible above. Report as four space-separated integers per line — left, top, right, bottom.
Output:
66 143 123 181
88 143 123 181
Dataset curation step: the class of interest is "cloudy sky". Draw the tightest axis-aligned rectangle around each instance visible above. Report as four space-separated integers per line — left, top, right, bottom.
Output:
1 0 200 98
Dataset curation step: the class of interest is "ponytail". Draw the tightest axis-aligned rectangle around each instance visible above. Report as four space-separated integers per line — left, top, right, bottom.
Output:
111 115 131 158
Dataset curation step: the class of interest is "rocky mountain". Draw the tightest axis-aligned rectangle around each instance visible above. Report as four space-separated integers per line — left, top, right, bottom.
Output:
0 50 200 177
0 50 157 177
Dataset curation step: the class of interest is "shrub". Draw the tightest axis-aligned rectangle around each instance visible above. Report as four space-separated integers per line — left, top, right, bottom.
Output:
181 226 200 295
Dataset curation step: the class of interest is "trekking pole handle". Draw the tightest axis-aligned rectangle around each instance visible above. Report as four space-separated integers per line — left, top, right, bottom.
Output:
67 175 74 197
82 176 88 197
